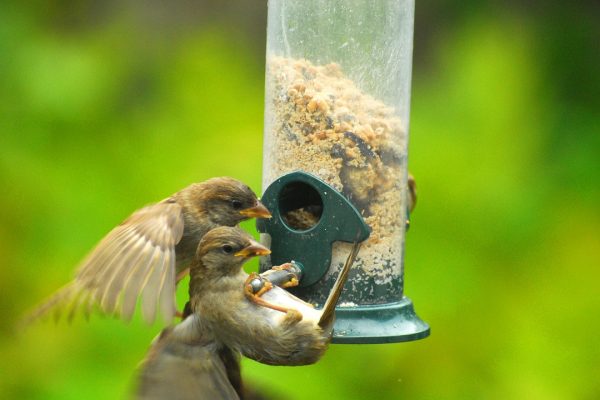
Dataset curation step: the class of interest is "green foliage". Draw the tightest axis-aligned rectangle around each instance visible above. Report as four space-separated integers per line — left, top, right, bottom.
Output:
1 3 598 399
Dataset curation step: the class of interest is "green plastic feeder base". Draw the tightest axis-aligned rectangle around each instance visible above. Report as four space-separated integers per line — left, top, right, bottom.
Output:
331 296 430 344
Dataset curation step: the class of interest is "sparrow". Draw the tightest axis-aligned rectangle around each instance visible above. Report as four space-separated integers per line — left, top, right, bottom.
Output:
22 177 271 326
189 226 361 366
135 318 241 400
134 227 360 399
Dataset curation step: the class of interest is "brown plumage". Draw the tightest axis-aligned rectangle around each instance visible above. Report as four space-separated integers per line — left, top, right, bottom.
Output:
188 227 329 366
22 177 271 326
189 226 360 366
134 226 361 399
135 316 241 400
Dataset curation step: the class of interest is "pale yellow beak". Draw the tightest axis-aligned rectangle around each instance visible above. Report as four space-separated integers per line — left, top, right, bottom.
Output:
234 240 271 258
239 201 272 219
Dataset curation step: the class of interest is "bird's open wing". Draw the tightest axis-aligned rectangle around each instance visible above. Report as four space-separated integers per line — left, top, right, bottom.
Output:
76 200 185 323
135 316 240 400
23 199 185 326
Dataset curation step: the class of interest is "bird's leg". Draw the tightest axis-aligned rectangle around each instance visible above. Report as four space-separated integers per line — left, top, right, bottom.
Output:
244 273 302 319
247 273 274 298
262 262 300 289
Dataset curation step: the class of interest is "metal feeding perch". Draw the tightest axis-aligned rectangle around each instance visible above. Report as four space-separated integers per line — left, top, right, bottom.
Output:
258 0 429 344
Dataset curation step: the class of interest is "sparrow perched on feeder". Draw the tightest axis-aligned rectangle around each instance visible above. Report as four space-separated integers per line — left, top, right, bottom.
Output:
135 226 360 399
135 263 304 400
22 177 271 326
188 226 360 366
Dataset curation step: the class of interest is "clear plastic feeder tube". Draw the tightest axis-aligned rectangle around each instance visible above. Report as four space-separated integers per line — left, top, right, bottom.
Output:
262 0 415 307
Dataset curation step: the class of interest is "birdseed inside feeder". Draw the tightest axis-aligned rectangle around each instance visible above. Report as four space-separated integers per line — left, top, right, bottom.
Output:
258 0 429 344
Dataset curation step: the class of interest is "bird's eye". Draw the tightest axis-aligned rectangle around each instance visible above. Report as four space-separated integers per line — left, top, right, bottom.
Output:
231 200 243 210
222 244 234 254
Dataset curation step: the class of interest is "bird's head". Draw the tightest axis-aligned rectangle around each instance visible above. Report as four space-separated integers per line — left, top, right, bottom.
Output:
194 177 271 226
194 226 271 276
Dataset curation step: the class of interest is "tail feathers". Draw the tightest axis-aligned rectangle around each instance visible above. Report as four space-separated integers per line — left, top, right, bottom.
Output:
17 282 95 330
318 241 362 328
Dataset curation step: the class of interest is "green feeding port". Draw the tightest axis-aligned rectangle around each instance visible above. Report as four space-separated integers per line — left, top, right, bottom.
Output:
258 171 371 288
257 171 429 344
278 181 324 234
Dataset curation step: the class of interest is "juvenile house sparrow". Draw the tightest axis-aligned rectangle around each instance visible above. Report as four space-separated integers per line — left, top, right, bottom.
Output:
135 227 360 399
134 230 273 400
135 318 241 400
22 177 271 325
189 226 361 366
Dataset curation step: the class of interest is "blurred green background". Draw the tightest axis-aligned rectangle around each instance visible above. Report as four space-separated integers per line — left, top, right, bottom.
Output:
1 1 598 399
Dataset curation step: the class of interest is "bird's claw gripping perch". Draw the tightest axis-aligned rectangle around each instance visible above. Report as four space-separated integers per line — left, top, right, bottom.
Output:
244 273 295 315
245 273 275 298
262 262 301 288
244 262 303 315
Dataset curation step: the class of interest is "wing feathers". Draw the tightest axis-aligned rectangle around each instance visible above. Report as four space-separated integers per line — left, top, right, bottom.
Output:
141 249 166 324
21 200 185 326
92 229 143 294
77 224 139 284
136 316 240 400
99 233 148 314
120 242 157 321
159 248 176 324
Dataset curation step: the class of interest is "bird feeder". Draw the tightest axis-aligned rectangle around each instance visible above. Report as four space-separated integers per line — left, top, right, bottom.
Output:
258 0 429 343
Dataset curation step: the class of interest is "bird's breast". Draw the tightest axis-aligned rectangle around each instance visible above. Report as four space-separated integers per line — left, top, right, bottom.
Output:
261 287 322 325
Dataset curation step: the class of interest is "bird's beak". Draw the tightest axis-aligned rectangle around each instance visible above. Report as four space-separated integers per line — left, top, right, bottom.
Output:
235 240 271 258
239 201 272 219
